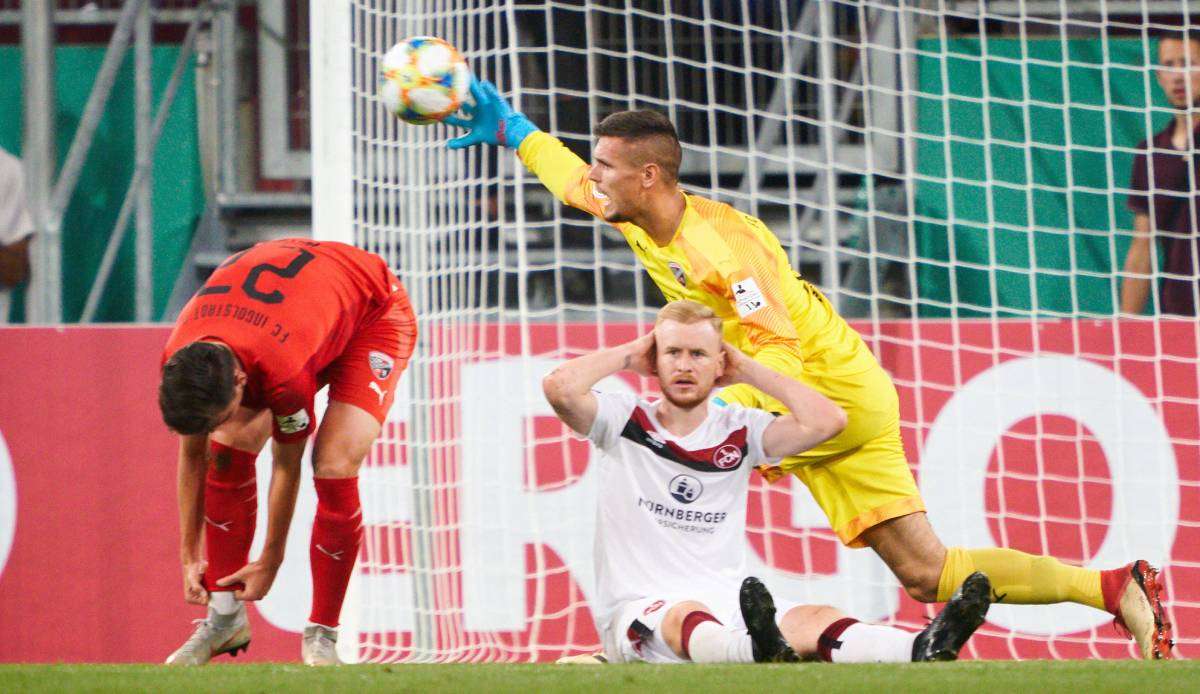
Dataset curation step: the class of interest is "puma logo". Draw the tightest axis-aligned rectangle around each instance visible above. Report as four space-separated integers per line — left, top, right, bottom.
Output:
315 544 344 562
369 381 386 404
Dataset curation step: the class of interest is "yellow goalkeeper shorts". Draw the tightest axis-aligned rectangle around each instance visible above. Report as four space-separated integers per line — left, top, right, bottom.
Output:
717 363 924 548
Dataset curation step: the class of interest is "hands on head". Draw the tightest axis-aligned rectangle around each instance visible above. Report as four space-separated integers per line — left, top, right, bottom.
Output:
713 341 748 388
624 331 658 378
444 78 537 150
623 330 747 387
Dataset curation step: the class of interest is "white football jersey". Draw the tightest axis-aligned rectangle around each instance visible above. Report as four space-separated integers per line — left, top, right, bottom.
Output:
586 390 781 627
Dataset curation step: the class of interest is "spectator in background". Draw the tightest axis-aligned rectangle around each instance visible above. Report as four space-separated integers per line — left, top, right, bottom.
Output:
1122 29 1200 315
0 145 33 324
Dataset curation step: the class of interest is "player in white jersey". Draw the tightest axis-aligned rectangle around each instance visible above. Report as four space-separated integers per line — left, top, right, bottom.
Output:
543 300 991 664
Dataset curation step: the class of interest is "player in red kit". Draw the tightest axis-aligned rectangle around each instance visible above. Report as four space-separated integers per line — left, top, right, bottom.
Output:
158 239 417 666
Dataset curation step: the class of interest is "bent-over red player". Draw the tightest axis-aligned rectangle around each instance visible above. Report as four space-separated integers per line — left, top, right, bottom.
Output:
158 239 416 666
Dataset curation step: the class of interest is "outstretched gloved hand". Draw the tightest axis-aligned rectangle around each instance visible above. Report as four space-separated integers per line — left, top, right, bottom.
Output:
445 78 538 150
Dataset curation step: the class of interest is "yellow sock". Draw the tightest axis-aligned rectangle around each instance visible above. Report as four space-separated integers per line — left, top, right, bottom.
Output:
936 547 1104 610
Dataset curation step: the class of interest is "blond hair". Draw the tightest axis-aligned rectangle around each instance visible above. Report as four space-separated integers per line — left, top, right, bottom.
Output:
655 300 723 336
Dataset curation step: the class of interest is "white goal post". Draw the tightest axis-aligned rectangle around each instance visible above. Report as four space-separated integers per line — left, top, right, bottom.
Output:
312 0 1195 662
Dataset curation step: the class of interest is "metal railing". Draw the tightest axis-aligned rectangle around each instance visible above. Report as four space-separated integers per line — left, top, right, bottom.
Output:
18 0 211 323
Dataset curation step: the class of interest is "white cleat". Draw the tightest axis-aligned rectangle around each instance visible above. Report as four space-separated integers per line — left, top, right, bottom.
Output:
302 624 342 666
165 606 251 665
1113 560 1174 660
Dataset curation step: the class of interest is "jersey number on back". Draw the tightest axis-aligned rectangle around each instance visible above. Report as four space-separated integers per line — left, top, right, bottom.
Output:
198 249 316 304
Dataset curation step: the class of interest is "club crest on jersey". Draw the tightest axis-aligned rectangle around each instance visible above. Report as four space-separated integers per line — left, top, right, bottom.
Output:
668 261 687 287
712 444 743 469
276 409 310 435
369 351 394 380
669 474 704 504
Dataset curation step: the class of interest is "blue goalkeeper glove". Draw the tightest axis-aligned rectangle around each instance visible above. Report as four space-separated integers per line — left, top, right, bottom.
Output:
445 78 538 150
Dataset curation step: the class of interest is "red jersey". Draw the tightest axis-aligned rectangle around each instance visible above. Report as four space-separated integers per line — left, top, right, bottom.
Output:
163 239 406 442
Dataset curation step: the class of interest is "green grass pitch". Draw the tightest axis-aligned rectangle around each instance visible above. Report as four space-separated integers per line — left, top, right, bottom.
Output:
1 661 1196 693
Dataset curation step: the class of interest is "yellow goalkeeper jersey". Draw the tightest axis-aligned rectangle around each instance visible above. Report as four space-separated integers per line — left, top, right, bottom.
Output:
518 131 879 378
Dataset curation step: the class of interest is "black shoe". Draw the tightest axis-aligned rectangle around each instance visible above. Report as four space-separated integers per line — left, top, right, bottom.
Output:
740 577 800 663
911 571 991 662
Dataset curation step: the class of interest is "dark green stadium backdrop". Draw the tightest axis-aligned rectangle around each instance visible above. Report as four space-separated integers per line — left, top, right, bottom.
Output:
0 40 1172 320
0 45 203 323
916 37 1171 317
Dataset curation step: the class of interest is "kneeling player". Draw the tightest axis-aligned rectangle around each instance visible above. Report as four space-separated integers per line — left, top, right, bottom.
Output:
158 239 417 666
542 300 990 663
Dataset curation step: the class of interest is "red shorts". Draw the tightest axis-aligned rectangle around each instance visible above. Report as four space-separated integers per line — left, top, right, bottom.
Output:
320 289 417 424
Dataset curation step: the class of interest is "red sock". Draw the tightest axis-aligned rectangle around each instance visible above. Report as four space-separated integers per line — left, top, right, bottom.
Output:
680 611 720 660
201 442 257 593
1101 564 1131 615
309 477 363 627
817 617 859 662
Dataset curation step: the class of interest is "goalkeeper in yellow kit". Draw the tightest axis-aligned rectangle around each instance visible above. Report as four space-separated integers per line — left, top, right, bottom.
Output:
445 79 1173 659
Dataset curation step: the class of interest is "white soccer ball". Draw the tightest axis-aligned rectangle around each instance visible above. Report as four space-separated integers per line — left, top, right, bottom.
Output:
379 36 472 124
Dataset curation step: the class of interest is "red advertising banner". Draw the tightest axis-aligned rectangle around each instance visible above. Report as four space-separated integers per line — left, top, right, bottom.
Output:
0 328 299 662
0 322 1195 662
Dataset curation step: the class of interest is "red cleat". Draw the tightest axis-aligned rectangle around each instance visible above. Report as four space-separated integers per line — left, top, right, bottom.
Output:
1100 560 1174 660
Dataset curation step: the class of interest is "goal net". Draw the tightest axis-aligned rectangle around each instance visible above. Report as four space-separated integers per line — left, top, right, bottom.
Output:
310 0 1195 662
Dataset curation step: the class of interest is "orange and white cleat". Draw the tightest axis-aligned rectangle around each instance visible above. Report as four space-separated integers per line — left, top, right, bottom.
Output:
1102 560 1173 660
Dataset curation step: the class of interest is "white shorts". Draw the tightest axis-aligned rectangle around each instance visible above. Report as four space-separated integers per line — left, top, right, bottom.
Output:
600 594 799 664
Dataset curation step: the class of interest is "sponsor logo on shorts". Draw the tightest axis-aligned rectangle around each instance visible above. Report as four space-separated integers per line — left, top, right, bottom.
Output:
668 261 687 287
369 351 395 380
643 600 665 616
712 444 742 469
668 474 703 504
276 409 310 435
